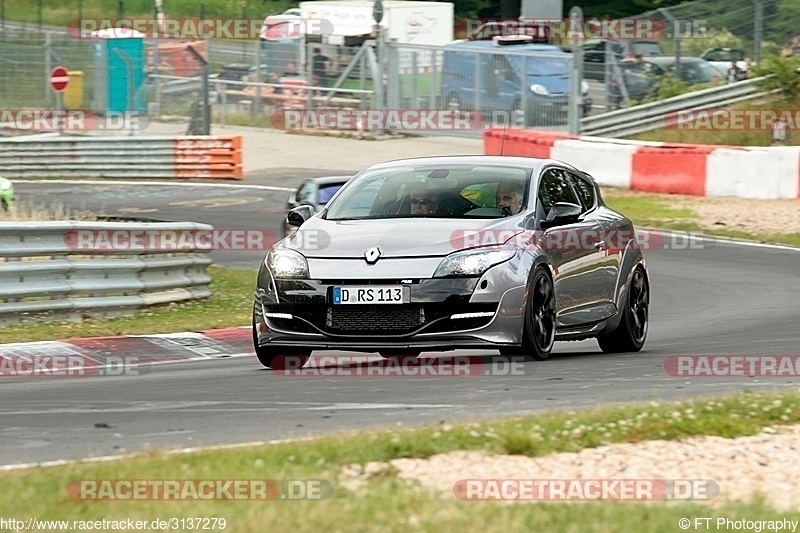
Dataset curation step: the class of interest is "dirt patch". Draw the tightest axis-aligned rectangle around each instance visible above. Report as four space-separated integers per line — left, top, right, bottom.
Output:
603 187 800 236
342 425 800 509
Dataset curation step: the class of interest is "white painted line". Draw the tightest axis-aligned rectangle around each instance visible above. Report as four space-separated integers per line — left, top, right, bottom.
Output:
12 178 294 192
306 402 455 410
0 435 321 471
641 228 800 253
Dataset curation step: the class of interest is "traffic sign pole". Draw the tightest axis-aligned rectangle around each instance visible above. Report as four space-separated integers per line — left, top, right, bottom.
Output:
50 66 70 135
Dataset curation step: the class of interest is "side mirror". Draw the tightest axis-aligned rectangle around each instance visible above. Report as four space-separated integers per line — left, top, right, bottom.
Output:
540 202 582 229
286 205 315 228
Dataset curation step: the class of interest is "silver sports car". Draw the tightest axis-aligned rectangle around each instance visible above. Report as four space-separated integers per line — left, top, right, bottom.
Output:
253 156 649 368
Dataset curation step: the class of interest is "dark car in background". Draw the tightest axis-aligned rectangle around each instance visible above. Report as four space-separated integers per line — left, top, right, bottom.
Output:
282 176 351 236
582 39 665 81
641 56 721 84
608 58 660 108
255 156 650 369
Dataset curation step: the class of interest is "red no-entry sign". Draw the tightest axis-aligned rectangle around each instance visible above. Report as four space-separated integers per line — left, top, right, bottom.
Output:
50 66 70 92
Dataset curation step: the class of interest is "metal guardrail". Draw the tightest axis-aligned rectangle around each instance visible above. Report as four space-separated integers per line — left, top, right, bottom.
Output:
0 135 243 179
580 77 778 138
0 221 214 325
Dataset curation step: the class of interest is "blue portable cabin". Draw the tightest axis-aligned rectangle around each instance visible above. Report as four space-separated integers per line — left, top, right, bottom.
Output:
90 28 146 115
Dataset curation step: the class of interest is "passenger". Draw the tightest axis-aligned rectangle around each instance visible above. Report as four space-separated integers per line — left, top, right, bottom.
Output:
496 182 524 215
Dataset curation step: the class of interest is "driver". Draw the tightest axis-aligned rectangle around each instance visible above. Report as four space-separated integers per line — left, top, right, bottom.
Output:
409 186 440 215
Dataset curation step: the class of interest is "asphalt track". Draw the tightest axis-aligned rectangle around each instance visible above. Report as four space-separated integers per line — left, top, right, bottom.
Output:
2 179 799 466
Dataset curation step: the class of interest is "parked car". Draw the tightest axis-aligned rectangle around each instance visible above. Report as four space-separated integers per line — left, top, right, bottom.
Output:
0 177 14 212
640 56 721 85
282 176 351 236
254 155 650 369
608 57 660 107
582 39 665 81
700 47 749 80
442 36 592 126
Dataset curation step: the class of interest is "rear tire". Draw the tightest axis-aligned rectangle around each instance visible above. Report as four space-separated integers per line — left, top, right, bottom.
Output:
597 266 649 353
520 266 556 361
252 323 310 369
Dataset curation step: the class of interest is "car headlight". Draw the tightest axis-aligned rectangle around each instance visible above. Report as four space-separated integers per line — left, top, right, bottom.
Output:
0 179 11 190
266 248 309 279
530 83 549 95
581 80 590 94
434 246 517 278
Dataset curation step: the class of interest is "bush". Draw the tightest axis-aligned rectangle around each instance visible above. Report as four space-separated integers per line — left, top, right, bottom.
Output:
752 55 800 98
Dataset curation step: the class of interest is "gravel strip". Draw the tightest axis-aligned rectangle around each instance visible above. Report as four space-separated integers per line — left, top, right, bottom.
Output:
341 425 800 509
602 187 800 236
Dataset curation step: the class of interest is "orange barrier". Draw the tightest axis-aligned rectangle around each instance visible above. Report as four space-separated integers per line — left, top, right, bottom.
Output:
150 41 206 77
173 135 243 179
631 144 717 195
484 128 576 158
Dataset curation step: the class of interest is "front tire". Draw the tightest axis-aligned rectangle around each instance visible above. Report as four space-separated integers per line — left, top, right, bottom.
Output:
252 323 310 369
597 266 649 353
521 266 556 361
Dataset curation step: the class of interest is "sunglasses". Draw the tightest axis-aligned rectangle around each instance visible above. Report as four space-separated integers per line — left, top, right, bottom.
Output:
411 198 436 205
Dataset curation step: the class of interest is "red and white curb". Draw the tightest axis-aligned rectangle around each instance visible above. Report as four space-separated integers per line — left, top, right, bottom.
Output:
0 326 254 374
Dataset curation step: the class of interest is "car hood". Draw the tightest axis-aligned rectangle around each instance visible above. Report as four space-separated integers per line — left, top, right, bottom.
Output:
281 216 526 259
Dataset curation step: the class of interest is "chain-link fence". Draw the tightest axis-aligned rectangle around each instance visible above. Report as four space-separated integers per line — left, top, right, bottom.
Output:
386 41 585 132
0 30 97 110
634 0 788 61
151 39 378 128
0 25 593 135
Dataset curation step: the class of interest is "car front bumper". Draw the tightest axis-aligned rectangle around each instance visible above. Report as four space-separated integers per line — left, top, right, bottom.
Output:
253 262 530 352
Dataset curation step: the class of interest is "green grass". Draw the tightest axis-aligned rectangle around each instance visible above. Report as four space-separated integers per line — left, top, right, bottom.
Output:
2 390 799 530
628 96 800 147
3 0 295 26
0 265 255 344
602 192 698 227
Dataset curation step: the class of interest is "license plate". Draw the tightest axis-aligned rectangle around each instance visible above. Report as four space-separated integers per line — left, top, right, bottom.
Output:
332 286 410 305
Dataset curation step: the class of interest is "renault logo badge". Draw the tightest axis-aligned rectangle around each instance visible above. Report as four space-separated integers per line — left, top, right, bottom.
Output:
364 246 382 264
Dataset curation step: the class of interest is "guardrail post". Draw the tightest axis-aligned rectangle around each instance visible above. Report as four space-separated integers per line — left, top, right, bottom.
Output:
569 6 583 135
186 45 210 135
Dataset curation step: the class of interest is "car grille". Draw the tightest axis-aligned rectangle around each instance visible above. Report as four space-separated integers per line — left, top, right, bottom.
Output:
326 306 425 333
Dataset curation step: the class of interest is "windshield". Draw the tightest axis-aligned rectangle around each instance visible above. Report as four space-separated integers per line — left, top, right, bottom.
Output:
675 61 717 83
317 183 345 204
509 55 570 77
325 165 530 220
630 41 663 56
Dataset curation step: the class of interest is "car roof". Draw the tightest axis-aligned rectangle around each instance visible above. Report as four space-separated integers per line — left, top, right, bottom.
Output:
446 40 565 53
303 175 352 186
363 155 586 177
643 56 707 66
